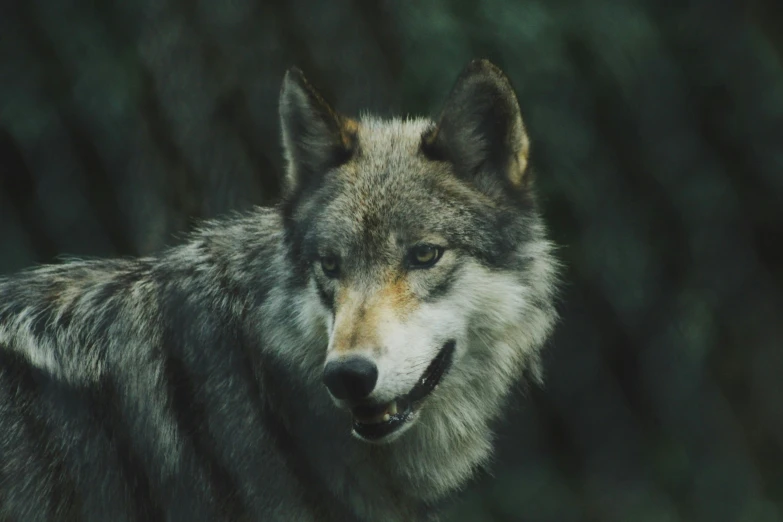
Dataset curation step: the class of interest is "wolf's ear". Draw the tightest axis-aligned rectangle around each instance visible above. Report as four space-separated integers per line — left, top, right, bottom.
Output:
279 68 358 193
421 59 531 191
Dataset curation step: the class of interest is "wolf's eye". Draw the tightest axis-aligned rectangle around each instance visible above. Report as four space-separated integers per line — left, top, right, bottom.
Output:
320 256 340 278
408 245 442 269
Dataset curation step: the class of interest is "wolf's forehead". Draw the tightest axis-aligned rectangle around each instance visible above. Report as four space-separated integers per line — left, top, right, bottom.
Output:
329 117 444 210
355 116 433 157
310 116 480 250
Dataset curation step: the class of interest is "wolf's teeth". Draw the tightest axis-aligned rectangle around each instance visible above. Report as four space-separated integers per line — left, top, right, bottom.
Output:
388 402 398 415
382 413 390 422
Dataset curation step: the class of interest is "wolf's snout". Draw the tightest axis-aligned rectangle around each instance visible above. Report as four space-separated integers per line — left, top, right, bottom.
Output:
323 357 378 402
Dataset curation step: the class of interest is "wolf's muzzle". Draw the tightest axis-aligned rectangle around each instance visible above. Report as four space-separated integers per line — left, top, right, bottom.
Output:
323 356 378 402
351 340 456 442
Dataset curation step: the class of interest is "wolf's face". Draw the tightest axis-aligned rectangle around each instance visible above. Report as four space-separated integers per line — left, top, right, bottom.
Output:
279 60 557 444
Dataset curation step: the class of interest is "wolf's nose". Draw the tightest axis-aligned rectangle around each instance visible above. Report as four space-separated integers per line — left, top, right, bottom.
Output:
323 357 378 402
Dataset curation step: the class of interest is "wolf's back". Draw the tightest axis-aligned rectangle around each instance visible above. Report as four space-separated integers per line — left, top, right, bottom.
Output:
0 258 167 520
0 247 330 522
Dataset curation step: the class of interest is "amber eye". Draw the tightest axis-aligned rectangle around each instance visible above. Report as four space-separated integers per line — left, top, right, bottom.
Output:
320 256 340 278
408 245 442 269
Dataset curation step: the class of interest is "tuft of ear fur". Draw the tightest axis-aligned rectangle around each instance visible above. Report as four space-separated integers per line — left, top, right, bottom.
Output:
421 59 531 191
279 68 358 193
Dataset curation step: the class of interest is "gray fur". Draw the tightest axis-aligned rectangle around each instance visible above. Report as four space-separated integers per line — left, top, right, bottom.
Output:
0 60 559 522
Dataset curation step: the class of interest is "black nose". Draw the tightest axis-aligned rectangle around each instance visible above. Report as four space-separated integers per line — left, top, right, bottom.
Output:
323 357 378 402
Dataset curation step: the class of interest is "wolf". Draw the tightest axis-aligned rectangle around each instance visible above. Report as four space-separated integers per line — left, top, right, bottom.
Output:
0 59 558 521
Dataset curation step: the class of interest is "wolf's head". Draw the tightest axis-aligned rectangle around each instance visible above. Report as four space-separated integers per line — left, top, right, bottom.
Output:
279 60 558 446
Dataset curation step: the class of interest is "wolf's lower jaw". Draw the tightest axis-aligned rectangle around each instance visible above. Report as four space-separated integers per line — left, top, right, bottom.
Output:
350 340 456 443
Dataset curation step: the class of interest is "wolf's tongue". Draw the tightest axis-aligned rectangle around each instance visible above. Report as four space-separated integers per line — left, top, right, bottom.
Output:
353 401 398 424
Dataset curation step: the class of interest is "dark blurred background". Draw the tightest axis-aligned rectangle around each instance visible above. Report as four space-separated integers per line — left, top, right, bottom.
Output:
1 0 782 520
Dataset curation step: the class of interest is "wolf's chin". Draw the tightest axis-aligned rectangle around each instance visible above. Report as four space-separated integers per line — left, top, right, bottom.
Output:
350 340 456 444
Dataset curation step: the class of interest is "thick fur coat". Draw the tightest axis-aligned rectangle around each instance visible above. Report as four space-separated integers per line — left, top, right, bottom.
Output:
0 60 559 521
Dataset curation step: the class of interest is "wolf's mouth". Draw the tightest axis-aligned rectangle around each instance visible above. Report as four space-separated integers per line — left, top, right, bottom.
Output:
351 340 456 441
